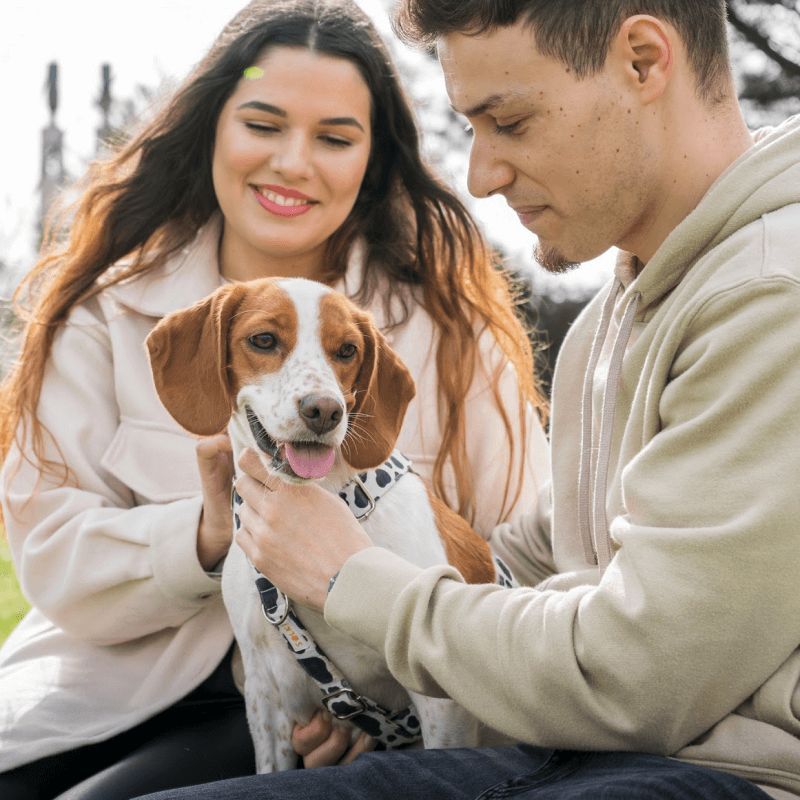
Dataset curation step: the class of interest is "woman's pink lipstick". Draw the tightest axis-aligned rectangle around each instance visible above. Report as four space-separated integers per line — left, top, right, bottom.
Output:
252 184 316 218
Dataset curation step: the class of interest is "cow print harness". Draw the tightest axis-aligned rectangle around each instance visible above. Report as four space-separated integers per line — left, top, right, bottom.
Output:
232 450 516 750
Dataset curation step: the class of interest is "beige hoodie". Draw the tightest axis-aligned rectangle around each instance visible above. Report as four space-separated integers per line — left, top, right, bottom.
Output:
326 114 800 799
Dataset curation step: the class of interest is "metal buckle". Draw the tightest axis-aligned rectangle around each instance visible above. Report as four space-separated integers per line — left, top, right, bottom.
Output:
322 688 367 720
261 589 290 626
351 475 376 521
254 574 291 626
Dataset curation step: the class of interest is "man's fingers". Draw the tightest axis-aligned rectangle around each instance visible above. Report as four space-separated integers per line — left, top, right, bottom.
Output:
237 449 296 493
237 448 272 484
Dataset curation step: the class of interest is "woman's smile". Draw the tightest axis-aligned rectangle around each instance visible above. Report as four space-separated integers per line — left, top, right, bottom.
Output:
251 184 318 217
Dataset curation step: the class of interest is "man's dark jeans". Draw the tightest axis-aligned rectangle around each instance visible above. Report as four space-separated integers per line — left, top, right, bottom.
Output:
133 743 773 800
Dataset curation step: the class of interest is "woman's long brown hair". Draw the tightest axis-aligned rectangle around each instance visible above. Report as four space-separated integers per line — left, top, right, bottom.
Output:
0 0 547 527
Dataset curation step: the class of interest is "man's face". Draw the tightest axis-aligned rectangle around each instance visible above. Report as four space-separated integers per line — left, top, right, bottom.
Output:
439 21 657 272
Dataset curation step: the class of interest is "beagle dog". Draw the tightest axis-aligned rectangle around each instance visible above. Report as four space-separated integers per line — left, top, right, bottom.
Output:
146 277 511 773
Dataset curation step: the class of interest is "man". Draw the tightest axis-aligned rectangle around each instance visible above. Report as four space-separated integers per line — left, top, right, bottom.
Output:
138 1 800 798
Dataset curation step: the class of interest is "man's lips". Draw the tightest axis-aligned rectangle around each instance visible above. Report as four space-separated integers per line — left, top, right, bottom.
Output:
251 185 317 218
513 205 548 226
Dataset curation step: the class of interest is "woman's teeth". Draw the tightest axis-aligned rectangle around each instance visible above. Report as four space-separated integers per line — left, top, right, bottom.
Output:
257 188 312 207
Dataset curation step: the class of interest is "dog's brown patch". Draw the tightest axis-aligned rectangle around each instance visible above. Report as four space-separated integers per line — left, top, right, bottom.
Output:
427 488 495 584
317 291 367 397
318 292 416 471
227 284 299 395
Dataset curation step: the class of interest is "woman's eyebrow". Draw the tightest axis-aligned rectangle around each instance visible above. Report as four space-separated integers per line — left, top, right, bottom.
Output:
237 101 365 132
319 117 365 131
238 100 286 116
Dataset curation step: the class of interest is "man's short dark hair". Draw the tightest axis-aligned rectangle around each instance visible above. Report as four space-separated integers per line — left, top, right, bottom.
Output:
393 0 732 104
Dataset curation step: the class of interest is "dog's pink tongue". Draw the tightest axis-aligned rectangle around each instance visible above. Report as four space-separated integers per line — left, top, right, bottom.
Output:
285 443 336 479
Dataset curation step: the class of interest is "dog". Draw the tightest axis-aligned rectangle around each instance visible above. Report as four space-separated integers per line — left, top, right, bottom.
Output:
146 276 513 772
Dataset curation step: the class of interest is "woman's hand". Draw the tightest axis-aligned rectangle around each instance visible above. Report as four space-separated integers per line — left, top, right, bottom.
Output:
196 433 235 571
234 448 373 612
293 710 376 768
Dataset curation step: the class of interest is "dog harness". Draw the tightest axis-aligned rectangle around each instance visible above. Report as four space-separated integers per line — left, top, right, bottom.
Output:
232 450 516 750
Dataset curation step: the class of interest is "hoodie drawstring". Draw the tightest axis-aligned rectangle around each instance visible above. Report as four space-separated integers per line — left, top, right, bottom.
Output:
577 279 641 571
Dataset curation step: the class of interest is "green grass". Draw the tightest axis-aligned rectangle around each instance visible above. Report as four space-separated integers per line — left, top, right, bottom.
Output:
0 536 29 645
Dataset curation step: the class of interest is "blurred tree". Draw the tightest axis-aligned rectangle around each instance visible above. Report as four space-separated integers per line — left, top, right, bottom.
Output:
727 0 800 125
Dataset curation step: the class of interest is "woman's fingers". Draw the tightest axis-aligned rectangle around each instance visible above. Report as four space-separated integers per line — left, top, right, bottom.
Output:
292 711 376 768
196 434 233 486
195 434 235 571
294 718 350 768
292 710 334 757
338 731 377 765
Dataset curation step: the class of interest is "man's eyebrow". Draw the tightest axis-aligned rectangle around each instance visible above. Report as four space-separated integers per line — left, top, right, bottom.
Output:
453 90 529 119
237 101 365 132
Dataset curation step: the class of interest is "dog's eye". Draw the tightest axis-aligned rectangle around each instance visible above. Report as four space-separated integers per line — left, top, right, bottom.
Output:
337 343 357 360
248 332 277 351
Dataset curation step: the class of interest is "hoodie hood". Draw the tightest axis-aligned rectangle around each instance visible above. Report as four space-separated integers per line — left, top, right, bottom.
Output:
626 114 800 309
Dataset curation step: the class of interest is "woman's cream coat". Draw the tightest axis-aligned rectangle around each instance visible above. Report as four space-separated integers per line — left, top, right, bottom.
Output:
0 215 549 771
325 116 800 800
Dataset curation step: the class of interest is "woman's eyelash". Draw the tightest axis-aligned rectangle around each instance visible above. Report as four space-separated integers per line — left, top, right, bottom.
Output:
245 122 277 133
243 123 351 147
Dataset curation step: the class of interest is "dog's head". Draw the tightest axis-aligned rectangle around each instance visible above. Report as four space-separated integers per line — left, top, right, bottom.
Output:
146 277 416 482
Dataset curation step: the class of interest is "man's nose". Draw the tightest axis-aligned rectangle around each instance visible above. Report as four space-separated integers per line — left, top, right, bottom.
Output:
466 133 515 199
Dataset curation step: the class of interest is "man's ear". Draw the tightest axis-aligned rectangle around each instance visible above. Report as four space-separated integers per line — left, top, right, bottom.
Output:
613 14 674 104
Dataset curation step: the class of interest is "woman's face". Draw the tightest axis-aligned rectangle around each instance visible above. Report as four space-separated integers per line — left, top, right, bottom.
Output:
213 47 372 281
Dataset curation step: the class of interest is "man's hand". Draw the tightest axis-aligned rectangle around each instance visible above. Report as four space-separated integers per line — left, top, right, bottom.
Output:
293 710 376 768
234 448 374 612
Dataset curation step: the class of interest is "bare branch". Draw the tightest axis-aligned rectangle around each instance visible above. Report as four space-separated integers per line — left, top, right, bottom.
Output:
727 2 800 78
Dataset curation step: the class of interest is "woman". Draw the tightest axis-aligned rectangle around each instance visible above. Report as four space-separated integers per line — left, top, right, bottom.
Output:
0 0 550 797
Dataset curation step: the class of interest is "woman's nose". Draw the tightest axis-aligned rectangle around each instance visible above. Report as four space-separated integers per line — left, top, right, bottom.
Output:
466 133 515 199
270 133 314 181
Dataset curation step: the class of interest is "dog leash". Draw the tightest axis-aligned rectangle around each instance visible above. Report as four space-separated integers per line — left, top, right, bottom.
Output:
232 450 517 750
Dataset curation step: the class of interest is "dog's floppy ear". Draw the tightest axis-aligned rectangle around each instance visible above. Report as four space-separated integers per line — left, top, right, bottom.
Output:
146 283 246 436
344 309 416 470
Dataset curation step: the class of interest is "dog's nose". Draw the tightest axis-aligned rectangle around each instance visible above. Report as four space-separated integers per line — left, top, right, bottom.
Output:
298 394 344 435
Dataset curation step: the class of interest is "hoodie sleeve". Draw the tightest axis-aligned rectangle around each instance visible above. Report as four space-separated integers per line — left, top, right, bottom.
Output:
1 300 221 646
325 274 800 756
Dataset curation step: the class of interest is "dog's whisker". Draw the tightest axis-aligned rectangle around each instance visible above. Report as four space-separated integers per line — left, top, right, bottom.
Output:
347 430 377 450
342 425 379 453
350 420 374 436
348 410 375 423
